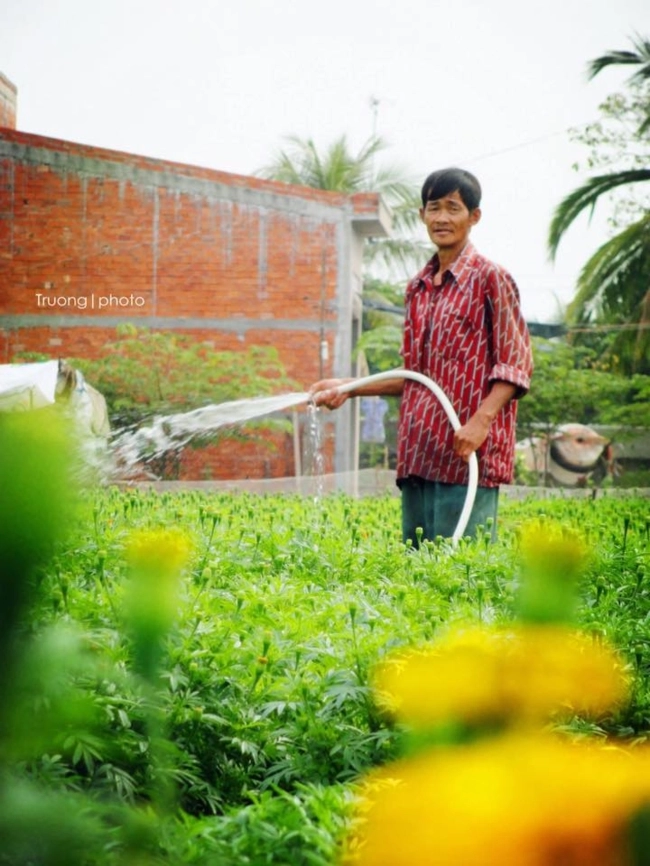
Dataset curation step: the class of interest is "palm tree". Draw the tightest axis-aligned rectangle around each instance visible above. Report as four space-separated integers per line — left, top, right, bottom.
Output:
587 34 650 133
257 134 427 275
548 36 650 373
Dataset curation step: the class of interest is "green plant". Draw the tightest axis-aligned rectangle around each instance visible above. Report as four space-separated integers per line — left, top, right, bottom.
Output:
1 435 649 864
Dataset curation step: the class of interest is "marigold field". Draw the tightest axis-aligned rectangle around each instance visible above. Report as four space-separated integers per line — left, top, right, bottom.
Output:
1 413 650 865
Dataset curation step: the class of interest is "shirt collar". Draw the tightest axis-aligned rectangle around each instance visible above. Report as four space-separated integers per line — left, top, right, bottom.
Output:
407 242 478 297
439 241 477 281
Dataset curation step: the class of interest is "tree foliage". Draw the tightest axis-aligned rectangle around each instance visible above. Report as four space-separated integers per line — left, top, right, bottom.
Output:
72 324 296 429
356 277 404 373
549 170 650 254
569 83 650 229
66 325 299 478
549 36 650 374
587 33 650 133
517 339 650 438
257 134 427 276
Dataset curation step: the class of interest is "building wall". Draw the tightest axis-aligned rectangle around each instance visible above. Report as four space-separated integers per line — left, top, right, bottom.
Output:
0 126 389 480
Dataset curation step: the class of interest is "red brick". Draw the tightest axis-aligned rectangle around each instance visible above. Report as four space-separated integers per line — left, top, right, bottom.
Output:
0 127 384 480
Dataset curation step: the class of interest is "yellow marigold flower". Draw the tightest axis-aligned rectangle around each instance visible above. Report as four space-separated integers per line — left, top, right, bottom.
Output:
519 519 589 579
342 734 650 866
517 520 590 623
373 625 629 728
125 528 192 579
124 529 192 678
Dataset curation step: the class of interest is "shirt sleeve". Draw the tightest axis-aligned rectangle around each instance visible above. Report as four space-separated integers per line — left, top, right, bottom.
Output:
486 268 533 397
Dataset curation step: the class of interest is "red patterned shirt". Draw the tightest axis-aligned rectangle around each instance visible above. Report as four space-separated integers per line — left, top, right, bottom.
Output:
397 243 533 488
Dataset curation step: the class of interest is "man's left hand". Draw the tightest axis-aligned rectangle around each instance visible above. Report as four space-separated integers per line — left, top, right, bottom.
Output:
453 416 490 461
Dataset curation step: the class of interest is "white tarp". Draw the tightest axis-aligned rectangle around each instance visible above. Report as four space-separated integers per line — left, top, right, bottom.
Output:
0 360 60 412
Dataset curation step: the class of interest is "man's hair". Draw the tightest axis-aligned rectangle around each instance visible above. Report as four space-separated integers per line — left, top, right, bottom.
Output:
421 168 482 210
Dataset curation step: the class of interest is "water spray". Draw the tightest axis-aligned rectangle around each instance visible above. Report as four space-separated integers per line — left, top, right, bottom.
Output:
108 368 478 543
333 369 479 545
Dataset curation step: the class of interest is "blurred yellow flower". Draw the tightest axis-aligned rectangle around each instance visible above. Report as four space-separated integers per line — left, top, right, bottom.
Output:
373 624 629 728
342 734 650 866
519 519 589 580
125 528 192 579
123 528 193 677
516 520 591 623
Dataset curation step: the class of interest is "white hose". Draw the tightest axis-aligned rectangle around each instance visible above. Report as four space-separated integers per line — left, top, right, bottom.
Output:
335 369 479 545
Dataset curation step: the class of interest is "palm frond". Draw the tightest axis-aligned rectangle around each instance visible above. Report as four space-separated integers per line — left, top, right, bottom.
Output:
364 237 429 276
548 169 650 258
634 289 650 367
586 35 650 139
588 34 650 81
588 49 646 78
566 214 650 323
256 133 422 278
306 138 327 188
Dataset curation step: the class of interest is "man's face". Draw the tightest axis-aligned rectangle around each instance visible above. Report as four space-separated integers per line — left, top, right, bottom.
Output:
419 189 481 252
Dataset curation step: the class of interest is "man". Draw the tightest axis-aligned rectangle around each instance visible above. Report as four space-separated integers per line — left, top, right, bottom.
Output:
310 167 533 544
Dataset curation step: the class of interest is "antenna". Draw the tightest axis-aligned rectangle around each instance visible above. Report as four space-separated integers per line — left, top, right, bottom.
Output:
369 95 380 138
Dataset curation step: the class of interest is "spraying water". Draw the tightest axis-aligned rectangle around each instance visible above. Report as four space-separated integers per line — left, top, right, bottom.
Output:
100 367 476 543
301 402 325 500
111 391 311 477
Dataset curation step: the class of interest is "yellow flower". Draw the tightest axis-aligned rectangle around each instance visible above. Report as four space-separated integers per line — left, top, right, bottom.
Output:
519 520 589 580
123 529 192 677
125 528 192 579
373 624 629 728
342 734 650 866
516 520 590 623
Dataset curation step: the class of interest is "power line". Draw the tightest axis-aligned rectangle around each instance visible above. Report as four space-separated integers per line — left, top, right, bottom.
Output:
458 120 595 165
568 322 650 333
360 298 649 335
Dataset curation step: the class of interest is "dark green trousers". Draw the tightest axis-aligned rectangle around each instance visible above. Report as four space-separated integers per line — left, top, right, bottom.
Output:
400 478 499 545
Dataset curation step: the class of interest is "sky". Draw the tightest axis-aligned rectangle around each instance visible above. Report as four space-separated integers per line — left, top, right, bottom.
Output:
0 0 647 322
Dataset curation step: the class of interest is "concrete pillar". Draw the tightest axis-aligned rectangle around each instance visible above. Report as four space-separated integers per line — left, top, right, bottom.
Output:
0 73 17 129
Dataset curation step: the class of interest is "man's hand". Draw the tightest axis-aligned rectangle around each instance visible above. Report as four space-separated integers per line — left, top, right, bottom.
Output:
453 381 518 461
309 378 352 410
453 414 490 461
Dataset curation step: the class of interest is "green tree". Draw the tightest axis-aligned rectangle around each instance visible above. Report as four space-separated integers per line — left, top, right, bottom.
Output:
515 338 650 486
517 339 650 435
548 36 650 374
356 277 404 373
587 34 650 132
72 324 295 428
257 134 426 275
353 278 404 468
70 325 297 479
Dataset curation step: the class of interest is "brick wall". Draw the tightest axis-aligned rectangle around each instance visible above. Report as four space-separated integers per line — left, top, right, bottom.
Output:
0 126 389 480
